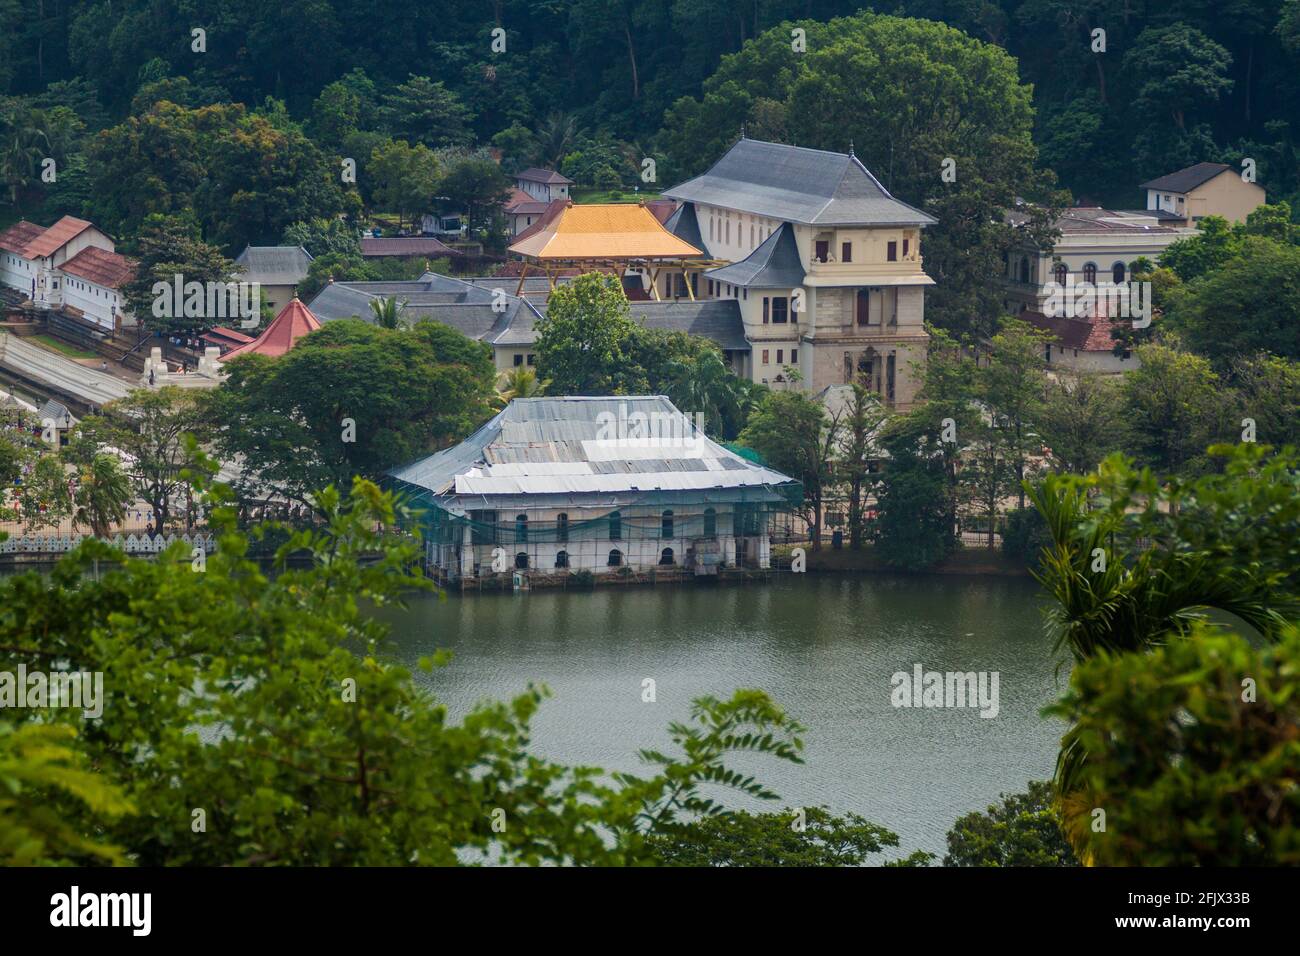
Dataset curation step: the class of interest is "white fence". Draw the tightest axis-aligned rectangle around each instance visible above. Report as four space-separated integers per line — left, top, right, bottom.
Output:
0 532 216 555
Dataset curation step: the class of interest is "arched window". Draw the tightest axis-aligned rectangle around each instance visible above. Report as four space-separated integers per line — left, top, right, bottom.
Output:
1082 262 1097 284
1019 257 1030 284
555 550 569 569
515 552 529 570
1053 263 1068 286
703 508 717 537
1112 261 1126 284
659 547 675 565
661 510 674 539
515 513 528 543
607 549 623 567
608 510 622 541
556 512 568 543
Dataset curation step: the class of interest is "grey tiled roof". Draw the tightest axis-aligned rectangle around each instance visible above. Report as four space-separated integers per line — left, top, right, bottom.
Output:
234 246 314 285
627 300 750 351
516 167 573 185
664 138 937 227
663 202 705 249
704 222 805 289
306 273 542 343
1139 163 1232 193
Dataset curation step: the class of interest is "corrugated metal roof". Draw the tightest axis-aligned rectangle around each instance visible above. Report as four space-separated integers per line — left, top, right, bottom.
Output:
388 395 796 507
234 245 314 285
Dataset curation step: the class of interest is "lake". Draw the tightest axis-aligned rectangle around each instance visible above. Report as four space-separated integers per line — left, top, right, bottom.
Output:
377 573 1068 860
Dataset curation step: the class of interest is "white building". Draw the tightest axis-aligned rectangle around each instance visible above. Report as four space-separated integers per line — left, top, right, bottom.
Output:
386 396 797 582
515 168 573 203
661 138 938 408
0 216 116 310
58 246 136 333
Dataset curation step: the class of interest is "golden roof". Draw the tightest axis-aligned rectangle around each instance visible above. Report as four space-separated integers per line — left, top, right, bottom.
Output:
508 202 703 261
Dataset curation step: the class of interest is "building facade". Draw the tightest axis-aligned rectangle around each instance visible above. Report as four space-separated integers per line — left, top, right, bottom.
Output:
1141 162 1266 227
661 138 937 409
386 396 798 581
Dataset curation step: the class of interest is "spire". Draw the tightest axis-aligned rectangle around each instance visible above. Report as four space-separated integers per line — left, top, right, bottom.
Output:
848 140 855 157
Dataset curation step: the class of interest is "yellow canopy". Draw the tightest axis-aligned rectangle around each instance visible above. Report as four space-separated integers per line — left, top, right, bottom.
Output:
509 202 703 261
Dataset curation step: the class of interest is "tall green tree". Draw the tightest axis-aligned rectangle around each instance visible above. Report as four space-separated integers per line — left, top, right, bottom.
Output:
535 273 638 395
740 390 839 549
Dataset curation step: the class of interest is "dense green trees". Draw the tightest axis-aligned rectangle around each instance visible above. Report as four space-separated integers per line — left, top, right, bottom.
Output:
203 319 497 509
663 12 1065 339
943 782 1078 867
0 478 818 865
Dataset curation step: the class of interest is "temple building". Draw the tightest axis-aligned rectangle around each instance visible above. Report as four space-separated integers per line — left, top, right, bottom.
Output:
660 137 938 408
386 396 799 583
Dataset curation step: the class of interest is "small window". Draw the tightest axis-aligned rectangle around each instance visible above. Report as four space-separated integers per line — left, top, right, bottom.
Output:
1054 263 1068 285
515 513 528 543
762 349 770 365
607 549 623 567
771 297 788 323
1112 262 1126 284
515 552 529 570
841 242 852 263
659 547 675 565
1083 263 1097 284
556 513 568 543
555 550 569 569
527 354 536 365
513 354 524 366
791 348 798 363
776 349 783 364
661 510 674 539
815 240 829 262
703 508 717 537
608 511 622 540
887 241 897 261
762 297 769 323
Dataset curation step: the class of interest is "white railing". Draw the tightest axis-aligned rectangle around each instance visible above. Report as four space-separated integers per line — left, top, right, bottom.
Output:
0 532 216 555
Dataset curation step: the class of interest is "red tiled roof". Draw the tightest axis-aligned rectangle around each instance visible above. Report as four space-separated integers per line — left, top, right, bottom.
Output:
23 216 94 259
0 221 46 256
203 326 256 347
220 298 321 359
505 187 549 216
59 246 135 289
1022 310 1123 351
644 199 679 225
359 236 460 257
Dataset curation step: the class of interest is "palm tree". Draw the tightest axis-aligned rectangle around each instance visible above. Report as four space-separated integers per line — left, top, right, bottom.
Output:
496 366 548 405
1028 461 1289 857
368 295 407 329
73 454 132 538
665 351 743 437
534 112 579 170
0 108 52 210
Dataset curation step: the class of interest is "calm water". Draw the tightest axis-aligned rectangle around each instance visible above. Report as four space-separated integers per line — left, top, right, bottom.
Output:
377 574 1068 859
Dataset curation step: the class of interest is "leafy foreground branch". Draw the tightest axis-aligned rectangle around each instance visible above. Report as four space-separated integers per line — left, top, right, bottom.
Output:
0 475 845 866
1030 443 1300 863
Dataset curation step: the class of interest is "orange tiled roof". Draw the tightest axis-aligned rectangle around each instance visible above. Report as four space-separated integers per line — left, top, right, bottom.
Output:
220 298 321 359
59 246 135 289
23 216 95 259
509 202 703 261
